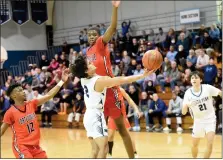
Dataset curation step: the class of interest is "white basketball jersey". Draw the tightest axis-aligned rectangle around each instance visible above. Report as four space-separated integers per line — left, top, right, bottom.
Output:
81 75 106 110
183 84 221 123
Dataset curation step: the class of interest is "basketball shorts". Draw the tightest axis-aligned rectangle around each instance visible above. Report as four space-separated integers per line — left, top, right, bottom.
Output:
12 144 47 158
108 116 131 130
192 120 216 138
83 109 108 139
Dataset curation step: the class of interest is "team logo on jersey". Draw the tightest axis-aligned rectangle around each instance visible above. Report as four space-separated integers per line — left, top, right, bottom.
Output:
87 53 96 62
19 113 36 125
191 96 209 106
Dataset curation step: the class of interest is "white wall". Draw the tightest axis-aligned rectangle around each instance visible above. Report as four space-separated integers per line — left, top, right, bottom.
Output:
53 1 219 45
1 20 47 51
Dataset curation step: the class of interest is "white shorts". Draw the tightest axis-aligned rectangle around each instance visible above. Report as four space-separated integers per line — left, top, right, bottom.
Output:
83 109 108 139
192 121 216 138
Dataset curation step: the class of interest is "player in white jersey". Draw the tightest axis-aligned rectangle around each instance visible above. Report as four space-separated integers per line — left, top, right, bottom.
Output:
182 71 222 158
70 56 155 158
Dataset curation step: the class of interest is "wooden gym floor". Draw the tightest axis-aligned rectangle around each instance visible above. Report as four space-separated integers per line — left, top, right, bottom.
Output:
1 128 222 158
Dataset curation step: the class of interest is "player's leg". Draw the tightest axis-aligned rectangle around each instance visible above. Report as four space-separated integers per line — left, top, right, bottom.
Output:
114 114 134 158
94 136 108 158
32 146 48 158
89 138 99 158
191 137 200 158
12 144 33 158
204 131 215 158
108 129 115 156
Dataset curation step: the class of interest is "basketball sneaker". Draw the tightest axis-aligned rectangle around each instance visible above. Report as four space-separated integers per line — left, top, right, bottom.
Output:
163 127 172 132
107 153 112 158
176 127 183 132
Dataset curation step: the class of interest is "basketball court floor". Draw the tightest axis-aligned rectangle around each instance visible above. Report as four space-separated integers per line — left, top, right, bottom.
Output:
1 128 222 158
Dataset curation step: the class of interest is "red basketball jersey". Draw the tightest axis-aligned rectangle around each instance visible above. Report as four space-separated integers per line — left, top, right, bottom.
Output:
3 99 41 146
86 36 123 110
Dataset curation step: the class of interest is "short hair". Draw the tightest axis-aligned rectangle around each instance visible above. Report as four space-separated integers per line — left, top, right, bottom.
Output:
189 71 204 80
6 83 22 97
70 56 88 78
88 27 100 35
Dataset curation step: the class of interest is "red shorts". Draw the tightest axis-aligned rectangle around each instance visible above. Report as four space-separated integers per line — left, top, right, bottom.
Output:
104 88 125 119
12 144 47 158
108 116 131 130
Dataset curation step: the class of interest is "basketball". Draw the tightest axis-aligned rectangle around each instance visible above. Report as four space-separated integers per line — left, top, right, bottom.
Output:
142 49 163 70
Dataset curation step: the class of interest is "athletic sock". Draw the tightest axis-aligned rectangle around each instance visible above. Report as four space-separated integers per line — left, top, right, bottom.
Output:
108 141 114 155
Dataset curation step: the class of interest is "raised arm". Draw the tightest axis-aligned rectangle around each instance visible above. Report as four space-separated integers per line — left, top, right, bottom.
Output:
102 1 120 44
37 69 69 106
95 69 155 92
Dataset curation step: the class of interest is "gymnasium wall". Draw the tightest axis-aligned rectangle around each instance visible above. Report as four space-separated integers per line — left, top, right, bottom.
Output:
54 1 218 29
1 21 47 51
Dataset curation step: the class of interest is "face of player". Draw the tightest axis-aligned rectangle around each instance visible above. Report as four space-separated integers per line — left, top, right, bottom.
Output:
190 75 202 87
87 30 99 45
11 86 26 102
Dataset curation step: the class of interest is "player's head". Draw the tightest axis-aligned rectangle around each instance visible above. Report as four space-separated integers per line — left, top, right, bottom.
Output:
87 27 100 45
190 71 203 86
6 83 26 104
70 56 96 78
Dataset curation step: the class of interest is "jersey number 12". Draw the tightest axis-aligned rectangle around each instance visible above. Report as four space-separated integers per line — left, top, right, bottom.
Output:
198 103 207 111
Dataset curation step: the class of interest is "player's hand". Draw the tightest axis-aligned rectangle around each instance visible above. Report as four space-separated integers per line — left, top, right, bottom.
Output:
112 0 120 7
135 109 142 118
62 68 70 82
166 110 171 114
143 69 156 77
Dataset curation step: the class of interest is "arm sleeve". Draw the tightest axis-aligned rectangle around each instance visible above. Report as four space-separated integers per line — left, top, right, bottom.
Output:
30 99 39 111
3 110 14 125
96 36 107 52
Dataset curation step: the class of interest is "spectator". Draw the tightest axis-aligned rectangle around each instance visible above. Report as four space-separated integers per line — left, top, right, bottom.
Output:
54 54 61 63
133 92 151 131
69 51 78 65
179 68 191 91
166 45 177 62
186 49 197 66
209 23 220 41
59 87 73 115
0 89 10 116
175 45 187 68
22 71 33 85
196 49 210 70
48 58 59 71
81 43 88 56
176 32 190 56
79 31 85 49
144 80 157 97
174 86 184 99
111 63 120 76
83 28 88 44
131 38 139 57
203 57 217 85
124 32 133 52
24 83 34 101
117 32 126 52
136 45 145 64
141 30 148 41
157 57 171 82
114 52 122 65
127 84 139 107
155 27 166 50
201 31 212 49
165 28 177 49
133 64 144 87
163 92 183 132
121 20 131 36
67 92 85 128
59 54 69 68
122 50 131 74
100 24 106 35
193 24 206 47
185 59 196 72
126 59 137 76
41 97 58 128
215 68 222 89
147 29 156 44
143 73 157 91
179 26 192 39
39 55 49 69
158 61 181 93
148 93 167 132
68 48 74 60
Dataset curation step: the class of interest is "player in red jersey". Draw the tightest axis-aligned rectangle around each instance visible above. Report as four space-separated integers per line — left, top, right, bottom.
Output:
1 69 69 158
86 1 135 158
107 87 142 158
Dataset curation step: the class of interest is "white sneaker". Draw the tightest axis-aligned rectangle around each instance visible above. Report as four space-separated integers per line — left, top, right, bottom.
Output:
177 127 183 132
163 127 171 132
146 126 150 131
132 126 141 132
134 154 139 158
107 154 112 158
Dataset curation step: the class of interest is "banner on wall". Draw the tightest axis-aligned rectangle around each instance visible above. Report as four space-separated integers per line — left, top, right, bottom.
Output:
30 0 48 25
0 0 11 25
180 9 200 24
11 0 29 25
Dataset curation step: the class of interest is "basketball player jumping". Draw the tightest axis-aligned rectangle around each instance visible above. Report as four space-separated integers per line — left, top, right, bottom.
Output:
70 56 155 158
182 71 222 158
107 87 141 158
1 69 69 158
86 1 137 158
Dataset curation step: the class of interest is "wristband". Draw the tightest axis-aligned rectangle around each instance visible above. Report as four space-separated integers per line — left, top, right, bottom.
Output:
57 80 64 87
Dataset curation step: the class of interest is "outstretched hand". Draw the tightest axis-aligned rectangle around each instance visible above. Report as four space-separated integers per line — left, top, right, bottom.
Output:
112 0 120 7
143 69 156 77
